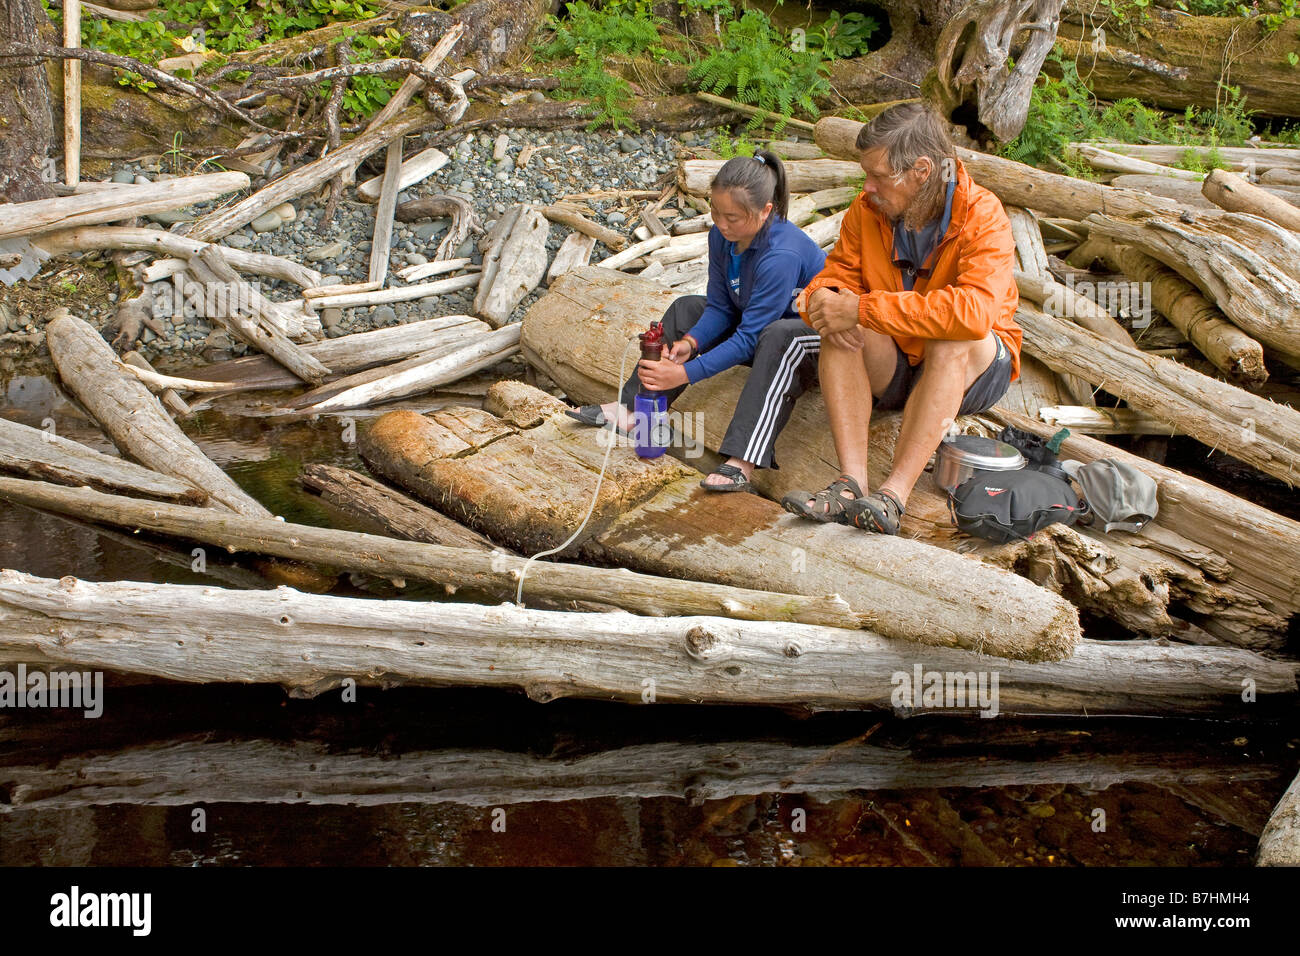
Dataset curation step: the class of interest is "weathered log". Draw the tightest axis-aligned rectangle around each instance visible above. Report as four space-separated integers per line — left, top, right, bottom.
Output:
300 463 500 552
598 234 671 271
1202 168 1300 233
473 204 548 327
680 159 862 197
0 722 1284 812
62 0 80 188
0 571 1290 713
1015 303 1300 485
361 381 1082 662
179 315 486 392
366 139 403 287
546 231 596 282
1257 770 1300 867
0 0 54 203
44 313 270 517
188 246 330 385
1088 238 1268 388
1080 143 1300 175
0 172 248 241
300 324 521 412
394 195 478 262
187 111 435 243
357 146 449 202
120 350 191 416
0 415 203 503
540 205 626 251
521 267 1295 649
396 257 474 282
1107 174 1300 212
1066 144 1201 182
1036 405 1174 435
304 271 479 310
1015 271 1134 348
32 226 324 288
0 476 866 633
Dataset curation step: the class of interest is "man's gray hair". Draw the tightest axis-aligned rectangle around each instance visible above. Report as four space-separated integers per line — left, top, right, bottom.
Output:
856 102 956 228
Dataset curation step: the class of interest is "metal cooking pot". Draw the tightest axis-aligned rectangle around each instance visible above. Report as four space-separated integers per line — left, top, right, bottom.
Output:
933 435 1025 495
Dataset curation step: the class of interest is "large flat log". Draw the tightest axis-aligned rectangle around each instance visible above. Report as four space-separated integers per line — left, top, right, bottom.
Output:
0 416 204 504
0 570 1290 713
519 268 1295 649
359 381 1083 662
45 313 271 517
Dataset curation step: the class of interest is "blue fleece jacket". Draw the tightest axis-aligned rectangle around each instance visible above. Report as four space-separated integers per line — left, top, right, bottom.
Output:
681 216 827 383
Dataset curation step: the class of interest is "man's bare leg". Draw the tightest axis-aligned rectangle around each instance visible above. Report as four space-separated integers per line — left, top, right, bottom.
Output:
877 333 998 508
799 328 898 513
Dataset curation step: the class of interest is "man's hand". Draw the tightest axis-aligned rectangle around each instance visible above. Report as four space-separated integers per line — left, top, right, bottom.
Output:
638 357 689 391
806 287 862 336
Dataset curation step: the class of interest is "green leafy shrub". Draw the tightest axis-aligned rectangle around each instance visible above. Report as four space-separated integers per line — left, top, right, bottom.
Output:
808 11 879 60
688 9 830 135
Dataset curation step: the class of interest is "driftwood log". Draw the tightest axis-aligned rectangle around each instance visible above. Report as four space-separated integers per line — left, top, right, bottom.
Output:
359 381 1082 662
1256 771 1300 866
0 570 1290 714
520 268 1296 650
44 313 271 517
0 415 204 503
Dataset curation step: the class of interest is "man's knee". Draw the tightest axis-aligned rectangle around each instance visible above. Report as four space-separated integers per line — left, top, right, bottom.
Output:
922 336 992 376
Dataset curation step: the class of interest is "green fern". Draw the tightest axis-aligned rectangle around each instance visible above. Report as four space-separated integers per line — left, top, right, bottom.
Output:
687 10 829 136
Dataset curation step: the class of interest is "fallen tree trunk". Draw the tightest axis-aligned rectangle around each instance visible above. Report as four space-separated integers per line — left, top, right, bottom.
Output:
473 204 549 327
1054 2 1300 120
304 272 479 310
0 172 248 240
547 231 596 282
0 570 1289 713
521 267 1295 649
45 313 271 517
357 146 449 202
0 415 203 503
360 379 1083 662
32 225 324 288
1014 303 1300 486
540 204 626 252
0 725 1282 811
1079 143 1300 175
679 159 863 197
1202 168 1300 233
0 476 867 633
1087 237 1268 388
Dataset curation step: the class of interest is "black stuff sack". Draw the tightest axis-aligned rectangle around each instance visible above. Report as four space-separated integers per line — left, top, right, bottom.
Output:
948 467 1084 543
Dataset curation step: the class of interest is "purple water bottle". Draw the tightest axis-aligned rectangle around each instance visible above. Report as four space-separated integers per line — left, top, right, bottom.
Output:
633 321 669 459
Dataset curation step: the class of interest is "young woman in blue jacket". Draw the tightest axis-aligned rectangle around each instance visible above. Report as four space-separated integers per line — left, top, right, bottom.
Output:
566 150 827 492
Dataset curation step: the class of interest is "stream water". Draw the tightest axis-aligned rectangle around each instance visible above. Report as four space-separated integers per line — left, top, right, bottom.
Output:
1 364 1296 867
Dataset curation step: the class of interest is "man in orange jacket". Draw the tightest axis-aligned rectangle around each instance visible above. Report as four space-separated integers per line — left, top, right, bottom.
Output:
783 103 1022 534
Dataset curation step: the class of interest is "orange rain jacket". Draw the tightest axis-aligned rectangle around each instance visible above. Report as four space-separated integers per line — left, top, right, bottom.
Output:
799 157 1023 382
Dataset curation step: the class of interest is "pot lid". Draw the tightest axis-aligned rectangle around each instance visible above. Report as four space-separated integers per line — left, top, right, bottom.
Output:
940 435 1025 470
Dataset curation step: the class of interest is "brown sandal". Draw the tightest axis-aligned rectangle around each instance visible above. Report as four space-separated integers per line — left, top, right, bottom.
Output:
780 475 863 524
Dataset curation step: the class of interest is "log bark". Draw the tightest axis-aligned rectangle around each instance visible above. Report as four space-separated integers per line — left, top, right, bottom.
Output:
521 267 1296 649
0 570 1289 714
1081 143 1300 175
304 271 480 310
32 225 324 289
1067 144 1200 181
547 231 596 282
0 476 867 633
366 139 403 287
540 205 626 251
473 204 548 327
1088 238 1268 388
360 379 1082 662
188 247 330 385
1202 168 1300 233
0 172 249 241
0 415 204 503
45 313 271 517
0 0 54 203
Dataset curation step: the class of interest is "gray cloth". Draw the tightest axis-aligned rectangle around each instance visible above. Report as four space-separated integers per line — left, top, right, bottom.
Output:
1069 458 1159 533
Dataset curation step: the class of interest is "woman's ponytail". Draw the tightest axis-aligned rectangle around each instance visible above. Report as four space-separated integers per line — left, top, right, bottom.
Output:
753 148 788 221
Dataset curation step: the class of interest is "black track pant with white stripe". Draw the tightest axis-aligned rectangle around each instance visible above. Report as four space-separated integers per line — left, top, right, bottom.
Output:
617 295 820 470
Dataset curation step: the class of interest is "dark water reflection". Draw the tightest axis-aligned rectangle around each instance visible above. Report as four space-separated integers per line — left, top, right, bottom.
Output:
1 369 1297 866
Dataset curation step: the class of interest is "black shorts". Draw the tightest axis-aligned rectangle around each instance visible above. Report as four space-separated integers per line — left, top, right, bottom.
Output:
875 334 1013 416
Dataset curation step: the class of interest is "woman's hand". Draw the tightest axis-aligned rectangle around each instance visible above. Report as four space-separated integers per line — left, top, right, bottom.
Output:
665 338 694 364
637 357 690 391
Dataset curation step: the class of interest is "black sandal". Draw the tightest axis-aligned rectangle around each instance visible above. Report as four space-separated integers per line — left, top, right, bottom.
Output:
846 488 905 535
780 475 864 524
700 463 752 493
564 404 609 428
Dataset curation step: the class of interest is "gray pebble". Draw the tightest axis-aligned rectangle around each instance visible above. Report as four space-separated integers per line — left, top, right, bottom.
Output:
111 169 135 184
371 305 397 325
305 241 344 262
250 210 283 233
